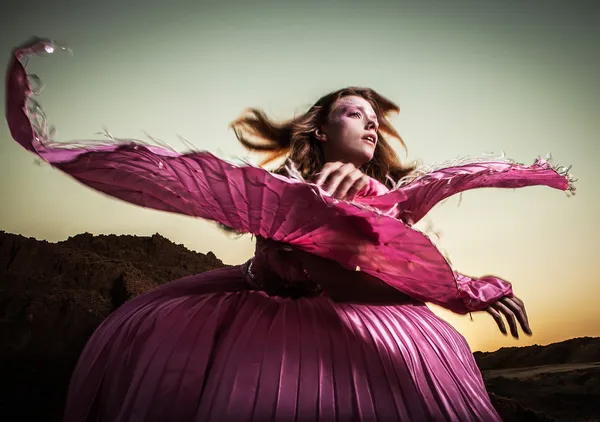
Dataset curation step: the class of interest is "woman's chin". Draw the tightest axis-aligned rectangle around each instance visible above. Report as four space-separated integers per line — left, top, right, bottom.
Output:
338 149 375 167
359 149 376 163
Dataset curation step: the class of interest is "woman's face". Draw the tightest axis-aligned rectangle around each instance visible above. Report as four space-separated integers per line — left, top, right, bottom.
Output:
317 95 379 167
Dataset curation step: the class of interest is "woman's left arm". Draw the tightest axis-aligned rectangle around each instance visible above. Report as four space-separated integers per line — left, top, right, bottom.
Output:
454 272 531 338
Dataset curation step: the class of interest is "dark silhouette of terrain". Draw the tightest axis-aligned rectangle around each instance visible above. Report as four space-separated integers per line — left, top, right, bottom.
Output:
0 231 598 421
474 337 600 370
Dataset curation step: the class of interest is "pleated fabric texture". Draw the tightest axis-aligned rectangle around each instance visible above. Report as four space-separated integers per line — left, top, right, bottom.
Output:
63 266 500 422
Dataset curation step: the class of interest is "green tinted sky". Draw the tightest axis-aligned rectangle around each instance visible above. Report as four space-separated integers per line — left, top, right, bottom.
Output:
0 0 598 352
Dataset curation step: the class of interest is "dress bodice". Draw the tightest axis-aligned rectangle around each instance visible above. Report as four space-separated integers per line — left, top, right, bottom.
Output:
243 179 393 299
245 237 324 299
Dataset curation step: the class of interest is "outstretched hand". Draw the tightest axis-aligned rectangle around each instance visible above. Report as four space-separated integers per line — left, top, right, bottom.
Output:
313 162 370 200
486 295 532 338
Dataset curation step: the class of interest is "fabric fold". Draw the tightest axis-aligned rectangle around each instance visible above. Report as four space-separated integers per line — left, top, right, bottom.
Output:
6 38 573 316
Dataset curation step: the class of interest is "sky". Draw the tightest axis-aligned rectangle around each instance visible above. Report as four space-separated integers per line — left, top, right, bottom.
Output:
0 0 598 353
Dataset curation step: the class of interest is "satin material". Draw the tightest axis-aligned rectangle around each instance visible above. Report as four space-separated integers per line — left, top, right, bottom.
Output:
5 39 572 314
63 265 501 422
5 39 574 421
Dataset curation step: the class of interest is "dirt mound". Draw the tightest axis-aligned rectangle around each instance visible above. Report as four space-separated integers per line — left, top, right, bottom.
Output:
488 393 558 421
0 231 224 421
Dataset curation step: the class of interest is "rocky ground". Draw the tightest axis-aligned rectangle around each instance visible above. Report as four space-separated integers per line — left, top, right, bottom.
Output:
482 362 600 421
0 231 598 421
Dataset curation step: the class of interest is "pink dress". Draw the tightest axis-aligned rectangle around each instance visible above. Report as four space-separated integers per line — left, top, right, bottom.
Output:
5 39 576 422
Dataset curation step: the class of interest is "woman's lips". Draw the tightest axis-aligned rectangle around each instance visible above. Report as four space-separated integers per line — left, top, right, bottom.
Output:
362 135 376 145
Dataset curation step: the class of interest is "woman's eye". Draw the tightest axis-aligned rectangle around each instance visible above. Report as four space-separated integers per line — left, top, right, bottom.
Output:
349 112 362 118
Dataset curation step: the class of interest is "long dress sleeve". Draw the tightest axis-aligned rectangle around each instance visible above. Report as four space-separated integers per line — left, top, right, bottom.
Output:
395 159 575 225
450 272 513 314
5 38 573 316
354 157 575 226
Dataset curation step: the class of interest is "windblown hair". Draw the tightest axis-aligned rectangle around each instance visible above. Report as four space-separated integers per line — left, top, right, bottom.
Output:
230 87 415 187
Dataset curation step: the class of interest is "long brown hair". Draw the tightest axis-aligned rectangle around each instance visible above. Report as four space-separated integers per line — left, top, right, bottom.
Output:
230 87 415 187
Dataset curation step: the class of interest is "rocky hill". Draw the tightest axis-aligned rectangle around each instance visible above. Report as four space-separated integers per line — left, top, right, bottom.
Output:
474 337 600 370
0 230 224 421
0 231 597 421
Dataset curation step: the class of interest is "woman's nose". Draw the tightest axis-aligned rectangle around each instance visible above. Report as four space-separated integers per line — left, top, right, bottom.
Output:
366 119 377 130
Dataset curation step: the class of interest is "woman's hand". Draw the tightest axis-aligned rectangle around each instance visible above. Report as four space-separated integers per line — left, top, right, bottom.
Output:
313 162 370 200
486 295 532 338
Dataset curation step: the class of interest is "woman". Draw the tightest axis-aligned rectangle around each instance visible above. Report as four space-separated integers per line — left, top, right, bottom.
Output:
6 39 574 422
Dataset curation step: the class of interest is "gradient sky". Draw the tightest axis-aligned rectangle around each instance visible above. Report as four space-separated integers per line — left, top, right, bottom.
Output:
0 0 598 352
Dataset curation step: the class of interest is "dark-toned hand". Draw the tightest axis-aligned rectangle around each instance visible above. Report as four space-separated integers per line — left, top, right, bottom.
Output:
313 162 370 200
486 295 531 338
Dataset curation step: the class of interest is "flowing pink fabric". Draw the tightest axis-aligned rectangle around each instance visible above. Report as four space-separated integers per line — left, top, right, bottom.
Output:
5 39 575 421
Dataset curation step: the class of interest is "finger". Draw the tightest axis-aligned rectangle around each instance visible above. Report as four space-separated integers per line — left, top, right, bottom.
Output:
313 162 340 186
333 170 365 199
313 162 343 186
345 175 370 200
511 295 529 322
502 297 532 335
322 163 356 196
486 307 507 335
495 301 519 339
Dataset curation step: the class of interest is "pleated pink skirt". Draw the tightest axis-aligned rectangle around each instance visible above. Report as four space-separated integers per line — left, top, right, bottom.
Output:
63 266 500 422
